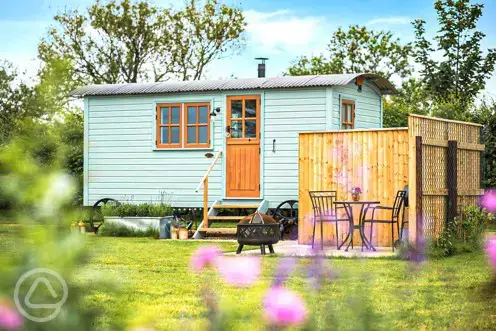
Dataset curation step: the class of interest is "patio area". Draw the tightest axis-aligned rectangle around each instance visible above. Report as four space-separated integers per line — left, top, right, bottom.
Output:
225 240 396 257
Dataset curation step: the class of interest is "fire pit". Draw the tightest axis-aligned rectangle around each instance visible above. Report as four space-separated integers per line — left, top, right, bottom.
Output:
236 213 280 255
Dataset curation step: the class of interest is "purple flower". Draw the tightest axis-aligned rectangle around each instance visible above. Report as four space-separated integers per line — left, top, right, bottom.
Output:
485 236 496 273
263 286 308 327
216 256 261 287
273 258 296 287
482 190 496 214
0 302 23 330
190 245 222 272
307 251 333 289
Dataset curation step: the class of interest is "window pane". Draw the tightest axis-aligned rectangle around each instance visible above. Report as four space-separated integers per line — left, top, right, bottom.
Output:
199 106 208 124
171 107 180 124
245 120 256 138
171 127 179 144
231 120 242 138
199 126 208 143
160 127 169 144
341 104 347 122
245 99 257 118
187 106 197 124
161 107 169 124
231 100 242 118
187 126 196 144
347 105 353 123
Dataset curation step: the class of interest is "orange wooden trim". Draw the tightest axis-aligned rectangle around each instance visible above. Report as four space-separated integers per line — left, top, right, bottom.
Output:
226 95 261 143
341 99 355 129
156 103 182 149
183 102 210 148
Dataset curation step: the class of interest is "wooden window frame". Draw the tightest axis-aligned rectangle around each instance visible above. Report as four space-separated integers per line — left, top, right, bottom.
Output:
156 103 182 148
226 95 260 145
184 102 211 148
341 99 355 129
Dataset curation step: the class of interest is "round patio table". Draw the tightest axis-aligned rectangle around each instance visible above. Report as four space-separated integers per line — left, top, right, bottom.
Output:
334 200 380 252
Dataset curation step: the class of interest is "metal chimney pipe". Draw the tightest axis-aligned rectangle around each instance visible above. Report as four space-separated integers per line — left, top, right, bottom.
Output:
255 57 269 78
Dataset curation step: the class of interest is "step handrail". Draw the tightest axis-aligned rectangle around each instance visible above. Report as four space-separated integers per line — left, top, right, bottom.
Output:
195 149 222 229
195 150 223 193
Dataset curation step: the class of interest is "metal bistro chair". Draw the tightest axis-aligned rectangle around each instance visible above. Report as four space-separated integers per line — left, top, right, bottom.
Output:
309 191 350 250
363 190 407 252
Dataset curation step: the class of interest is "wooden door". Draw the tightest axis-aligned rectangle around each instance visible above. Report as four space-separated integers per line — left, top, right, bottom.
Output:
226 95 261 198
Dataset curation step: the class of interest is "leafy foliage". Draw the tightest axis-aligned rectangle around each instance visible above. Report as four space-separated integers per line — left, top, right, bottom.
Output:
39 0 245 84
101 202 172 217
471 99 496 187
429 205 493 257
383 79 430 127
413 0 496 114
287 25 412 80
98 222 159 238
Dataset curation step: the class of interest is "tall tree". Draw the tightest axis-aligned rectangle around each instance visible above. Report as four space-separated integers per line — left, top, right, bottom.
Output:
413 0 496 114
287 25 412 80
383 79 430 127
0 61 39 144
38 0 245 84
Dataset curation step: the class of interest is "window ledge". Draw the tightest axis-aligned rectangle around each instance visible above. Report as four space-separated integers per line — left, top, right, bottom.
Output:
153 147 214 152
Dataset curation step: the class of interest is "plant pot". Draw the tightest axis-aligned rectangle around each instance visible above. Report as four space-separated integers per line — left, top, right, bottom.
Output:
171 227 179 239
352 194 360 201
178 228 189 240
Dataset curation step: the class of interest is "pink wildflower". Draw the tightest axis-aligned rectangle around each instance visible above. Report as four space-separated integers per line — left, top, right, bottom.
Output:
481 190 496 214
0 302 23 330
190 245 222 272
216 256 261 287
485 236 496 273
263 286 308 327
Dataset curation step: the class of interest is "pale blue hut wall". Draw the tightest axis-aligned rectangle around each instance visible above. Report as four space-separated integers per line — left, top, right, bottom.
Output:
332 80 382 129
263 88 328 207
85 92 225 207
84 83 383 208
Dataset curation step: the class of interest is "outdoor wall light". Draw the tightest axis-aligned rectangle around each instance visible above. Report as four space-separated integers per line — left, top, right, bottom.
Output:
210 107 221 117
356 77 364 92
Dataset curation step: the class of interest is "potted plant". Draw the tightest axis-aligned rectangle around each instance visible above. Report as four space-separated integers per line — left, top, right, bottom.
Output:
351 187 362 201
171 218 189 240
101 202 174 237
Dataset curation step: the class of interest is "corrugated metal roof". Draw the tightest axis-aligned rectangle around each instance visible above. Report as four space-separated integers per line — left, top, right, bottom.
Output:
69 73 398 97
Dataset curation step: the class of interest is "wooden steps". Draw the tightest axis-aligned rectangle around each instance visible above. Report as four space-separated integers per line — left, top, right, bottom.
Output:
212 204 259 209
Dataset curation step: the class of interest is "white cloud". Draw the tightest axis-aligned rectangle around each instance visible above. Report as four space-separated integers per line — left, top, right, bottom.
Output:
366 16 411 26
243 9 328 55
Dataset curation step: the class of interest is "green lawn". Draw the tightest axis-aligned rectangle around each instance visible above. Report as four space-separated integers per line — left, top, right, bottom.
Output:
2 224 496 330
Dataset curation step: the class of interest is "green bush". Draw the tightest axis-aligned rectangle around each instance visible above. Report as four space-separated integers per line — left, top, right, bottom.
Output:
101 202 172 217
429 205 494 257
98 222 159 239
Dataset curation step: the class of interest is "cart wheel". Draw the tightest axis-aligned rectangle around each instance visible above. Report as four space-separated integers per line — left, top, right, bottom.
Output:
90 198 120 233
271 200 298 240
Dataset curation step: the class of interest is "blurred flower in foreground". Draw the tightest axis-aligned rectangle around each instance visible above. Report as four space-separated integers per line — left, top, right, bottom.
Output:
308 250 334 290
0 301 23 330
485 236 496 274
216 256 261 287
481 190 496 214
273 257 296 286
263 286 307 327
190 245 222 272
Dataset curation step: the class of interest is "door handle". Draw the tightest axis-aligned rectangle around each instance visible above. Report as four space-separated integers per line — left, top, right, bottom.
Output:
226 125 231 133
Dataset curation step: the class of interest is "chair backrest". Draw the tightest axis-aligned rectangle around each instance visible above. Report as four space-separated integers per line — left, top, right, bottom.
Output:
392 190 407 218
309 191 337 219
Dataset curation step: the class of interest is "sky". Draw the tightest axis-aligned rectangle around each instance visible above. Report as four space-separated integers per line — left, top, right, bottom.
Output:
1 0 495 97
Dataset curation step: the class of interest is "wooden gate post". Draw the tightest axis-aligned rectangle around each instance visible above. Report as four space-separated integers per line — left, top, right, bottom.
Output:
447 141 458 225
415 136 423 248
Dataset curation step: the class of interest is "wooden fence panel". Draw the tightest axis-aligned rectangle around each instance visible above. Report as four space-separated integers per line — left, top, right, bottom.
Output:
408 115 484 243
298 128 409 247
